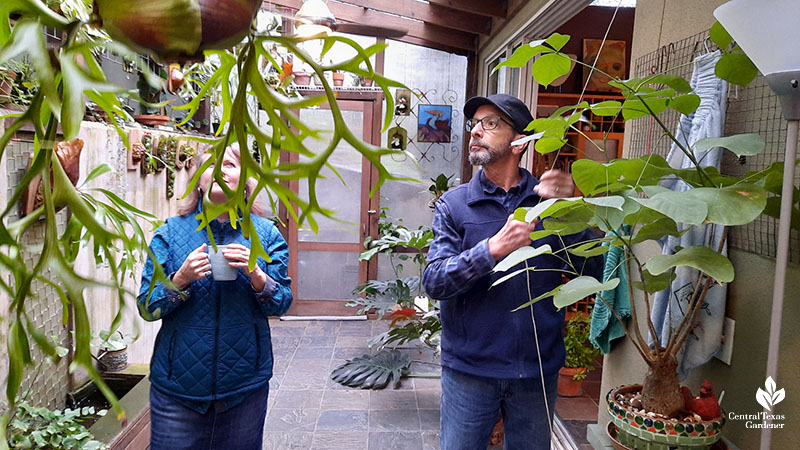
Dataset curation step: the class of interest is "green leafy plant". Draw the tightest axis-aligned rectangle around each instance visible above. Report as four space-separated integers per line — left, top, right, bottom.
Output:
427 173 454 208
0 58 37 107
6 401 107 450
0 1 409 440
563 313 600 381
330 349 410 389
490 27 779 418
348 209 440 351
92 330 136 353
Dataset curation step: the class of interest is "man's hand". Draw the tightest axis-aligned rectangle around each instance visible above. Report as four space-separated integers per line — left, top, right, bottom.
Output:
533 169 574 199
173 243 211 290
488 215 538 260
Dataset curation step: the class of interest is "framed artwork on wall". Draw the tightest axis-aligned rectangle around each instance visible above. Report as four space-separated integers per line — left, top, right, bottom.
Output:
394 89 411 116
417 104 452 143
582 39 626 91
387 126 407 151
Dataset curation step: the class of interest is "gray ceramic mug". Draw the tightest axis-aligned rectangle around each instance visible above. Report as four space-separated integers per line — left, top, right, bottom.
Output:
207 245 238 281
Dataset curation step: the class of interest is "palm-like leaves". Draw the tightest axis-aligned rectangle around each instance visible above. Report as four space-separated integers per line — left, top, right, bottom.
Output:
330 350 410 389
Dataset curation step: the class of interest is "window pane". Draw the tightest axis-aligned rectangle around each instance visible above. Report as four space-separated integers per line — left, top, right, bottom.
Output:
296 250 360 300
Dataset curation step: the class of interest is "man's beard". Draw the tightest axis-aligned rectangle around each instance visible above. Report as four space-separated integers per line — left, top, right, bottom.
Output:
468 138 508 166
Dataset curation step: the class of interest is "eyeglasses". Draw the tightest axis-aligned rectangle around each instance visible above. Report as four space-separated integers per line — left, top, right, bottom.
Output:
465 115 515 132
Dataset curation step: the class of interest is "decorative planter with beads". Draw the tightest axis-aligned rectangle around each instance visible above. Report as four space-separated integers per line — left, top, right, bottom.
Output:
607 385 725 450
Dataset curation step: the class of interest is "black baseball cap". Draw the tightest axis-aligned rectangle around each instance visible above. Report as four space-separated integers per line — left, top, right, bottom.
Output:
464 94 534 135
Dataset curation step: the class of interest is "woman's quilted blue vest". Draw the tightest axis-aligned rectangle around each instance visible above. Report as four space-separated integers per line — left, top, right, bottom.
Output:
147 213 282 403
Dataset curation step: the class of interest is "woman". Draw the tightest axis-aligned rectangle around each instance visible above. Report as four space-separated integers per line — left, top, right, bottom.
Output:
138 144 292 450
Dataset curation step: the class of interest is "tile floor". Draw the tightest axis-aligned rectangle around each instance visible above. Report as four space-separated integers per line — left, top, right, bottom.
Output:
263 318 601 450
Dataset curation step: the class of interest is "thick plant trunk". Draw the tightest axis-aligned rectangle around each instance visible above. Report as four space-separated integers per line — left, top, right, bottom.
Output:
641 355 684 417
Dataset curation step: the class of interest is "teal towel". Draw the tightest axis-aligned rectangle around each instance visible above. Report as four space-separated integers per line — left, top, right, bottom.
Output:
590 227 631 354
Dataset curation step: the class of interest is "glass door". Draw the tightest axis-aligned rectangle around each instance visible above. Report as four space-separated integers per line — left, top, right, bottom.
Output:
285 98 380 315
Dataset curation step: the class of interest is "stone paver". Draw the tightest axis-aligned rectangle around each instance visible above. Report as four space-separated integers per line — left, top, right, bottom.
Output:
264 318 567 449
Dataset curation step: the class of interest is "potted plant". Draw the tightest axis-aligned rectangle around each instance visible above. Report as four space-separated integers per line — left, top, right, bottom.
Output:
489 25 770 448
134 67 171 127
92 330 137 373
428 173 455 209
332 70 345 86
558 312 600 397
0 59 36 107
0 67 16 104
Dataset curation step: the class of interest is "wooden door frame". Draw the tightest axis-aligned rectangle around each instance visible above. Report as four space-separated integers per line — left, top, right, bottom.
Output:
282 90 384 316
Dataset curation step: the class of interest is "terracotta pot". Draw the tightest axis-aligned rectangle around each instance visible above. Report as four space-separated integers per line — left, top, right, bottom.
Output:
557 366 585 397
134 114 171 127
607 385 725 450
332 72 345 86
293 71 312 85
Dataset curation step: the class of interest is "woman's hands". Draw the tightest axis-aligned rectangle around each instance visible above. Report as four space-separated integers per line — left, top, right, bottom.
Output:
173 243 211 290
222 243 268 291
172 243 269 291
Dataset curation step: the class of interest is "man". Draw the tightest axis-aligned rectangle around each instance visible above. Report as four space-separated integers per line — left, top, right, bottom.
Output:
423 94 602 450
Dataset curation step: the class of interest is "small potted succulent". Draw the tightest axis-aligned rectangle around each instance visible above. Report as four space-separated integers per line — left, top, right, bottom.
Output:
558 312 600 397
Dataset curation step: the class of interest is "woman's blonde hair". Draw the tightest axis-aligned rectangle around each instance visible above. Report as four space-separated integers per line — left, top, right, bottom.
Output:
178 143 263 217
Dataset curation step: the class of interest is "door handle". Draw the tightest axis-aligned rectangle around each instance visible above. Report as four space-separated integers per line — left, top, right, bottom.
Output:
367 209 377 214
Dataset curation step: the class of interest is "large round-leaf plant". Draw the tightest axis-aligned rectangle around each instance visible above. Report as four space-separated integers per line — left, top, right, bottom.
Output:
491 28 782 417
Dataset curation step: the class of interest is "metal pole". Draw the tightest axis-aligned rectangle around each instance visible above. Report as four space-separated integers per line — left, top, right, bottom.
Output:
761 118 799 450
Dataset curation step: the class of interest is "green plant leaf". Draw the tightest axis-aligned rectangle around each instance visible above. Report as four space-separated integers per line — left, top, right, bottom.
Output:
695 133 765 157
645 246 734 283
670 94 701 115
632 270 677 294
330 349 410 389
634 191 708 226
644 74 693 93
553 276 619 309
584 196 625 210
630 217 681 244
492 244 553 273
535 136 567 154
545 32 571 52
521 198 558 223
709 22 733 49
687 184 767 226
567 241 610 258
532 52 572 88
715 53 758 86
512 284 564 311
491 266 536 288
590 100 622 116
622 96 669 120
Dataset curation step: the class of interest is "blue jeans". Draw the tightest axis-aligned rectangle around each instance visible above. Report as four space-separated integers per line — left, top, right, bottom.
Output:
149 385 268 450
440 366 558 450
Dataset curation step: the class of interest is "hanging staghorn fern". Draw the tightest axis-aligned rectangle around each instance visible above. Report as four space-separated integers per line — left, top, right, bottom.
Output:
0 0 409 436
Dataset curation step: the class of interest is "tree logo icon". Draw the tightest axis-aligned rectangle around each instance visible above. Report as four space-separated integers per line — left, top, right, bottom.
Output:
756 377 785 411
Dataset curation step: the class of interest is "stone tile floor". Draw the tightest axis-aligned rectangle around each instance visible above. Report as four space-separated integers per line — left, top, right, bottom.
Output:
263 318 598 450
